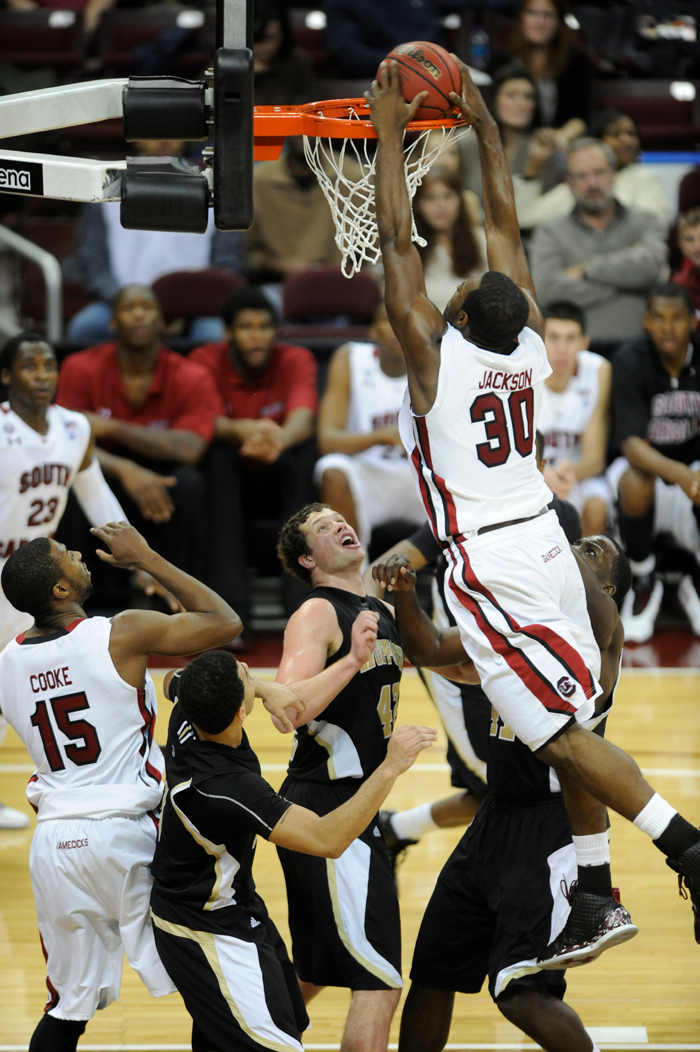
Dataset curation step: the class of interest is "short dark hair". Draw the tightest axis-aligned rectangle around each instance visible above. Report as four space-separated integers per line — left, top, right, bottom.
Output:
589 108 638 141
221 286 278 328
113 284 159 310
1 538 61 621
277 502 329 586
647 282 694 315
543 301 587 334
535 429 545 461
176 650 245 734
464 271 530 348
0 331 53 375
608 538 631 610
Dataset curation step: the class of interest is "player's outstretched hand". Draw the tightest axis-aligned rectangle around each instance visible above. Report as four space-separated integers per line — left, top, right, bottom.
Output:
384 724 437 775
366 59 428 136
350 609 380 668
372 555 417 593
91 522 152 569
254 678 305 734
447 54 495 131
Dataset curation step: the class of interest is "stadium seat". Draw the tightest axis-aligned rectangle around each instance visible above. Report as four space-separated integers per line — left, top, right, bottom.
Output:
152 268 246 326
0 9 84 70
14 216 90 327
97 6 214 76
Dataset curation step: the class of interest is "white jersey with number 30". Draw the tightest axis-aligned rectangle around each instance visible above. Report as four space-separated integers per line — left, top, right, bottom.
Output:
0 617 164 821
399 324 553 540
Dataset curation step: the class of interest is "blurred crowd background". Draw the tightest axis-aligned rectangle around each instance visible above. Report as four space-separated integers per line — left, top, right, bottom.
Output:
1 0 700 654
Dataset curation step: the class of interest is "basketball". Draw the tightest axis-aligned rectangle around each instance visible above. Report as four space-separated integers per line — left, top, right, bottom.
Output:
381 41 462 121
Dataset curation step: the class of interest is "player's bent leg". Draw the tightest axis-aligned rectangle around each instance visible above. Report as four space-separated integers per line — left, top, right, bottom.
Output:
28 1014 87 1052
398 984 454 1052
320 467 360 535
342 988 400 1052
580 497 608 537
497 987 594 1052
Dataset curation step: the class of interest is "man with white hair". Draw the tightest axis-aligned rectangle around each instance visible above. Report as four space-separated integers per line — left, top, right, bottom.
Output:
530 137 667 340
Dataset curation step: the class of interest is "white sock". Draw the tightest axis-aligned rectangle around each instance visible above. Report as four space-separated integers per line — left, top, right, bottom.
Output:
633 792 677 840
0 716 7 750
390 802 438 842
572 831 610 867
629 554 656 577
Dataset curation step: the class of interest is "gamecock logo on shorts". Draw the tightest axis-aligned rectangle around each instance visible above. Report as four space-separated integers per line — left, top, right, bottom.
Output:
557 676 576 698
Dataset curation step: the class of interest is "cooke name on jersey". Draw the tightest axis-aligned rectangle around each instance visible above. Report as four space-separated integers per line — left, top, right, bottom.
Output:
19 462 73 494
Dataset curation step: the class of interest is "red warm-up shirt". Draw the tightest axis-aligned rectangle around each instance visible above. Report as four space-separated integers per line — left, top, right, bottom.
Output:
672 258 700 313
189 341 317 424
56 342 223 442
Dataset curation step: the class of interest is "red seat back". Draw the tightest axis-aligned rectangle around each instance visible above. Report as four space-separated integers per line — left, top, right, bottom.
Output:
0 9 83 67
152 269 246 321
283 265 381 322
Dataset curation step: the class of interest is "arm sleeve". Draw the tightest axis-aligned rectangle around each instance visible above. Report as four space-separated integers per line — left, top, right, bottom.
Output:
284 349 318 415
585 214 668 291
406 522 442 563
529 225 617 309
72 457 128 527
611 345 650 450
168 364 224 441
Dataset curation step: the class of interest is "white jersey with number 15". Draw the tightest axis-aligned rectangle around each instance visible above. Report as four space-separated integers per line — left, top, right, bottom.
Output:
398 324 553 540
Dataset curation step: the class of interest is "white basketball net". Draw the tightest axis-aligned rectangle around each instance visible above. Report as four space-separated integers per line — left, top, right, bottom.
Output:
303 111 471 278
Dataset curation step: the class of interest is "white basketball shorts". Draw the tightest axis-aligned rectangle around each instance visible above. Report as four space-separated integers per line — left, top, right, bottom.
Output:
30 813 175 1020
567 475 614 520
443 510 602 753
314 452 425 548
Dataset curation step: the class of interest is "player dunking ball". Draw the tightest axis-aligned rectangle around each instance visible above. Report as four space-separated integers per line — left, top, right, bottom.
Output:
0 522 244 1052
0 331 126 831
367 58 700 955
274 503 415 1052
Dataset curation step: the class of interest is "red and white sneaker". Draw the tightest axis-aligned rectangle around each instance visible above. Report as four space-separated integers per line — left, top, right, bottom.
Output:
537 883 638 970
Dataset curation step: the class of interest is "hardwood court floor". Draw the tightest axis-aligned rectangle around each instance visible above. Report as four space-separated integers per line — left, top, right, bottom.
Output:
0 667 699 1050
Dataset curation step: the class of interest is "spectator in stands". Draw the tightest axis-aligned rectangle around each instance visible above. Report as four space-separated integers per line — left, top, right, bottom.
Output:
494 0 593 126
253 1 315 106
538 302 612 535
324 0 445 78
65 140 245 344
672 206 700 313
315 301 425 550
56 284 221 582
247 136 359 303
413 169 485 311
530 137 667 340
190 287 317 635
611 284 700 642
456 62 583 202
513 108 669 230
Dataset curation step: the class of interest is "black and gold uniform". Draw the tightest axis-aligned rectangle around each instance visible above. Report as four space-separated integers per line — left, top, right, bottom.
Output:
151 692 309 1052
278 586 405 991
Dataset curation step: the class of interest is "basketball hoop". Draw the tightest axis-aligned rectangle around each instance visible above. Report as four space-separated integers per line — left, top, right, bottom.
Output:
253 99 471 278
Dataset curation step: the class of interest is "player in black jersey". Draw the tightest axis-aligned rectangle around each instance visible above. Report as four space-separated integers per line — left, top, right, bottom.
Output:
151 651 435 1052
373 541 629 1052
274 502 412 1052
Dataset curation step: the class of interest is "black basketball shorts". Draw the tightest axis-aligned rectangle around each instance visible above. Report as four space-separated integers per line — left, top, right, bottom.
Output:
410 794 574 1002
151 897 309 1052
277 777 402 990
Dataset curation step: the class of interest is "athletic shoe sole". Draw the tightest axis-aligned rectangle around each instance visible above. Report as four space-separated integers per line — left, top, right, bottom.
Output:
621 580 664 644
538 919 639 970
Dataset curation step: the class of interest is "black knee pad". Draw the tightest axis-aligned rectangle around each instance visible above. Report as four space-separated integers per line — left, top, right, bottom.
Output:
29 1014 87 1052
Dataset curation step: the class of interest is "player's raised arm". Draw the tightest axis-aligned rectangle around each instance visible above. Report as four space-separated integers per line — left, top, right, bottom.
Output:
448 56 543 337
367 62 446 414
92 523 242 667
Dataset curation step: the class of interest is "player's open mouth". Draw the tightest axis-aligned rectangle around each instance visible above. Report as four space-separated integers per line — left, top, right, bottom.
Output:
341 535 360 548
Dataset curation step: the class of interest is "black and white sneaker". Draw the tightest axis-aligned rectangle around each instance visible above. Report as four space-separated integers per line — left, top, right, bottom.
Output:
377 810 418 880
537 882 638 970
666 837 700 944
620 575 664 644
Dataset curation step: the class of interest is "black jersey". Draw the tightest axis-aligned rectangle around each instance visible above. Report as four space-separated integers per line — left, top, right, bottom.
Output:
612 334 700 464
150 702 292 933
287 587 403 786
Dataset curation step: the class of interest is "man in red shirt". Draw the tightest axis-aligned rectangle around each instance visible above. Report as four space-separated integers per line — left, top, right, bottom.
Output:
191 286 317 632
56 284 222 584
